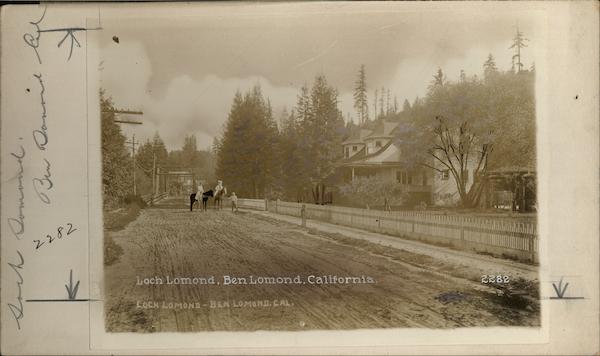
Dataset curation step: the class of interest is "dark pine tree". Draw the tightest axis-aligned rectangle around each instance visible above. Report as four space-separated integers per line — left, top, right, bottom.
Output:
100 90 133 207
216 86 279 198
353 64 369 125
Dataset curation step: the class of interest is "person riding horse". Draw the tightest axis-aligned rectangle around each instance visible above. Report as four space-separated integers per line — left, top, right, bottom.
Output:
213 180 227 210
189 180 226 211
189 182 212 212
214 180 223 196
190 189 214 211
195 183 204 203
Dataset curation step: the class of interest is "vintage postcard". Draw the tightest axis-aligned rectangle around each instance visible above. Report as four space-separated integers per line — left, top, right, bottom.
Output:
1 2 598 355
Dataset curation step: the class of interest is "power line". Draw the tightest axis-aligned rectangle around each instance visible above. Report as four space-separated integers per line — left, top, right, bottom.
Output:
114 119 142 125
102 109 143 115
108 107 144 194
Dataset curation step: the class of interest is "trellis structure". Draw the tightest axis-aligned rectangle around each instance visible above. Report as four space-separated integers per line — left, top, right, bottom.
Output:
155 168 201 196
483 166 536 212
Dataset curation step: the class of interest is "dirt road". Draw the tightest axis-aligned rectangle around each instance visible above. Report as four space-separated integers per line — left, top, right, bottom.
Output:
104 196 539 332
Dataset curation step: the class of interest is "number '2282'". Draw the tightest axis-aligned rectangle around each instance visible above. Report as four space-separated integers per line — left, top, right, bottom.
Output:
33 223 77 250
481 275 510 284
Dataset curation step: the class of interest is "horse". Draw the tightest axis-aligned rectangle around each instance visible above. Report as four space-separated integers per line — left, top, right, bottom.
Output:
190 190 214 212
213 187 227 210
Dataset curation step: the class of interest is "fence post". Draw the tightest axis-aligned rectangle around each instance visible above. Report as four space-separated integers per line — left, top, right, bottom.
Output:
460 216 466 247
264 198 268 211
301 204 306 227
528 235 535 263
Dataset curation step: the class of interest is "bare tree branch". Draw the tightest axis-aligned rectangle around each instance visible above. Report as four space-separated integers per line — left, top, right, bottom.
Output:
428 151 454 171
421 162 445 173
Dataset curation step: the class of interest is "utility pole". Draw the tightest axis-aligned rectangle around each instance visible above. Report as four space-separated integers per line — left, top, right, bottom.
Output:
105 108 144 195
152 152 156 197
102 109 144 124
125 134 138 195
156 166 161 195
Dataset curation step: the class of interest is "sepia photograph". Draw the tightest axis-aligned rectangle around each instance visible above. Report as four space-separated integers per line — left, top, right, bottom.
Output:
98 4 540 333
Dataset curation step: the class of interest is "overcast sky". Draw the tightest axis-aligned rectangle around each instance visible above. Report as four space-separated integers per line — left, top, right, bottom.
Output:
99 3 540 150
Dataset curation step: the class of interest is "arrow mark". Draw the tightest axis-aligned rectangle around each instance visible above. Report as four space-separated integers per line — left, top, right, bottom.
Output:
65 269 80 300
551 277 569 299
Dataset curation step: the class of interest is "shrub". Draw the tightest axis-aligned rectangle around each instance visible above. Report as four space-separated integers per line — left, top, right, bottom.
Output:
104 234 123 266
338 176 408 207
124 194 148 209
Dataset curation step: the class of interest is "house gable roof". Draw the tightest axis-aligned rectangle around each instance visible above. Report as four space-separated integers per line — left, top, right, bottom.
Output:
339 140 403 166
339 120 406 167
364 120 399 140
342 128 372 145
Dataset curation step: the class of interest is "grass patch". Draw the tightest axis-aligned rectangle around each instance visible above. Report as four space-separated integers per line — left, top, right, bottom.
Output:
104 202 142 231
104 202 143 266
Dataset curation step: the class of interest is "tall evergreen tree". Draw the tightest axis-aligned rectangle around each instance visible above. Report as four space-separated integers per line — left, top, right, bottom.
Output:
101 91 133 207
402 99 411 112
152 132 168 166
181 134 197 166
294 83 314 191
428 68 446 92
278 109 305 198
216 85 279 198
379 86 385 117
509 25 528 72
278 107 289 133
296 83 311 124
183 134 197 152
386 88 391 114
136 139 155 175
303 74 346 184
353 64 369 125
211 136 221 157
373 88 378 120
483 53 499 79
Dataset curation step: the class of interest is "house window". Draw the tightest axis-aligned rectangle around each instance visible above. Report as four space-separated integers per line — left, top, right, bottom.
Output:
375 140 382 148
352 145 358 152
441 170 450 180
396 171 408 185
345 147 350 158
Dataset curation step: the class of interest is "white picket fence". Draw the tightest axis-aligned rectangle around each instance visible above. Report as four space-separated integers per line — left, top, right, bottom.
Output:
236 198 538 263
236 198 266 211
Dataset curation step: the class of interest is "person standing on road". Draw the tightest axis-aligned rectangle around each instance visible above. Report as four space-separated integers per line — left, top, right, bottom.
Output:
230 192 239 212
